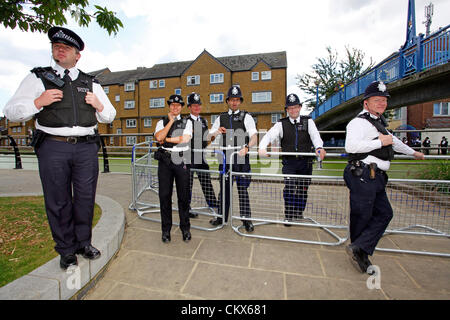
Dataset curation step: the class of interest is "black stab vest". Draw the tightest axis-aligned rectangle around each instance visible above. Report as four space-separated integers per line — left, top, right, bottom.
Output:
347 113 395 162
280 116 313 160
157 117 188 149
187 116 209 150
32 67 97 128
219 111 250 148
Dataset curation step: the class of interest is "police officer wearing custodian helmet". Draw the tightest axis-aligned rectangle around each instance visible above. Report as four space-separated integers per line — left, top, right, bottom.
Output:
344 81 424 274
4 26 116 270
154 95 193 243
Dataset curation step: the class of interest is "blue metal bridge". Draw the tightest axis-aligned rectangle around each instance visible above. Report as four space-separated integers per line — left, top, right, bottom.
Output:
312 23 450 126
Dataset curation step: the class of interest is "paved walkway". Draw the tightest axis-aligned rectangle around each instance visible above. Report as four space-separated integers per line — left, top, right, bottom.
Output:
1 169 449 300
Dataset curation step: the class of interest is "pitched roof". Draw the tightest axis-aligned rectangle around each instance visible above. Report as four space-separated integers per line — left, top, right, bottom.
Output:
93 51 287 85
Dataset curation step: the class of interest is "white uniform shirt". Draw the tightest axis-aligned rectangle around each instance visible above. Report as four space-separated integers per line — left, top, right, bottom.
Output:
209 109 257 138
154 115 193 137
3 64 116 136
345 110 416 171
259 116 324 151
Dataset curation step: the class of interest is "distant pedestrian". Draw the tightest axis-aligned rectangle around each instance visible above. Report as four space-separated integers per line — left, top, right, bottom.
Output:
440 136 448 155
422 137 431 155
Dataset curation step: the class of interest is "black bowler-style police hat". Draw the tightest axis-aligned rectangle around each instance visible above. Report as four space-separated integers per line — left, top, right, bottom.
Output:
48 26 85 51
285 93 302 108
226 86 243 103
187 93 202 106
363 81 390 100
167 94 185 106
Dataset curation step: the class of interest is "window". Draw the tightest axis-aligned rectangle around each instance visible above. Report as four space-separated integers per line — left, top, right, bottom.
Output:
252 91 272 103
271 113 282 123
124 100 135 109
434 102 449 116
210 73 224 84
116 128 122 134
187 75 200 86
392 108 402 120
125 82 135 92
126 136 137 145
110 137 114 145
159 80 165 88
145 136 152 143
150 98 165 108
126 119 137 128
115 95 120 102
252 72 259 81
175 88 181 95
150 80 158 89
143 118 152 127
210 93 224 103
261 71 272 80
103 86 109 94
17 127 21 133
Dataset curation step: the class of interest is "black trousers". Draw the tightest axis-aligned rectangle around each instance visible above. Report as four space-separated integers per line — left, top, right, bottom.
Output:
343 164 393 256
36 138 99 256
282 157 313 219
189 160 219 209
157 159 190 233
218 163 251 222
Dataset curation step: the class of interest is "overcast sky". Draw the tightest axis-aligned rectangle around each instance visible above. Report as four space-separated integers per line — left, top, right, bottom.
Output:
1 0 449 116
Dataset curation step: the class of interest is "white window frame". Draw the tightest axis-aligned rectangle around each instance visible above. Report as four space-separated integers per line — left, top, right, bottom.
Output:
271 113 282 123
116 128 122 134
150 98 165 109
187 75 200 86
124 100 135 109
210 93 224 104
126 136 137 146
110 137 114 145
103 86 109 94
149 80 158 89
252 72 259 81
126 119 137 128
115 95 120 102
124 82 135 92
261 71 272 80
143 118 152 128
159 79 165 88
433 102 449 116
210 73 224 84
252 91 272 103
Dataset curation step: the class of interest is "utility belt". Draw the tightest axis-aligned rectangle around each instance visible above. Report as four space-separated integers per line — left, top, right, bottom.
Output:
30 129 98 149
154 147 188 166
348 160 385 179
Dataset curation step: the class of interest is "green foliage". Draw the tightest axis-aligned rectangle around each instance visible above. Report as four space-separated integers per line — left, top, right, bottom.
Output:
296 46 374 107
0 0 123 35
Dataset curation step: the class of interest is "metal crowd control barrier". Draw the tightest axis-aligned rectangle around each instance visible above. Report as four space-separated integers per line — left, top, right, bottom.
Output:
229 151 450 257
130 141 227 231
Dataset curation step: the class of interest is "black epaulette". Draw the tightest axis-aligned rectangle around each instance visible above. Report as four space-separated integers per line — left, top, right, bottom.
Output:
31 66 65 88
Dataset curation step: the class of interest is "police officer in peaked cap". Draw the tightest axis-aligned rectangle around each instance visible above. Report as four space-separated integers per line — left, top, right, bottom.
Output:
154 94 193 243
3 26 116 270
344 81 424 274
208 85 258 232
259 93 326 226
186 93 219 218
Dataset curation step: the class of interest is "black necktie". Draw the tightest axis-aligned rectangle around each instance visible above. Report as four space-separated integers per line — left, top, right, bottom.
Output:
294 120 298 151
63 69 71 82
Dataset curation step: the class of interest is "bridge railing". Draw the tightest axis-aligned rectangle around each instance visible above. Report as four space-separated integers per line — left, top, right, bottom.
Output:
312 24 450 120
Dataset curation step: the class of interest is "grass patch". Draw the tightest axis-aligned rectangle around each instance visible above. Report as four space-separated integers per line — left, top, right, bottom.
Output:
0 196 101 288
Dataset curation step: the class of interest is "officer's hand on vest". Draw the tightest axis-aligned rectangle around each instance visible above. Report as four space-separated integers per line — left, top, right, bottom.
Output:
379 133 393 146
85 92 104 112
34 89 63 110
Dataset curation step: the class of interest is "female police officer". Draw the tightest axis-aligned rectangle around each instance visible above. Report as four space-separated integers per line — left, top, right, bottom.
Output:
344 81 424 274
154 95 193 243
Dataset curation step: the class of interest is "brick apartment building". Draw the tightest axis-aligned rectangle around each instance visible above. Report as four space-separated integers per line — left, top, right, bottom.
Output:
96 50 287 146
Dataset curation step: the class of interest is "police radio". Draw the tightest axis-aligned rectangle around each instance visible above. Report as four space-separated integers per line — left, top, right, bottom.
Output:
41 70 65 88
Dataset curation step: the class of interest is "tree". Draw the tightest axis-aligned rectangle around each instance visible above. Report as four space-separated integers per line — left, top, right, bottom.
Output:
0 0 123 36
296 46 374 108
